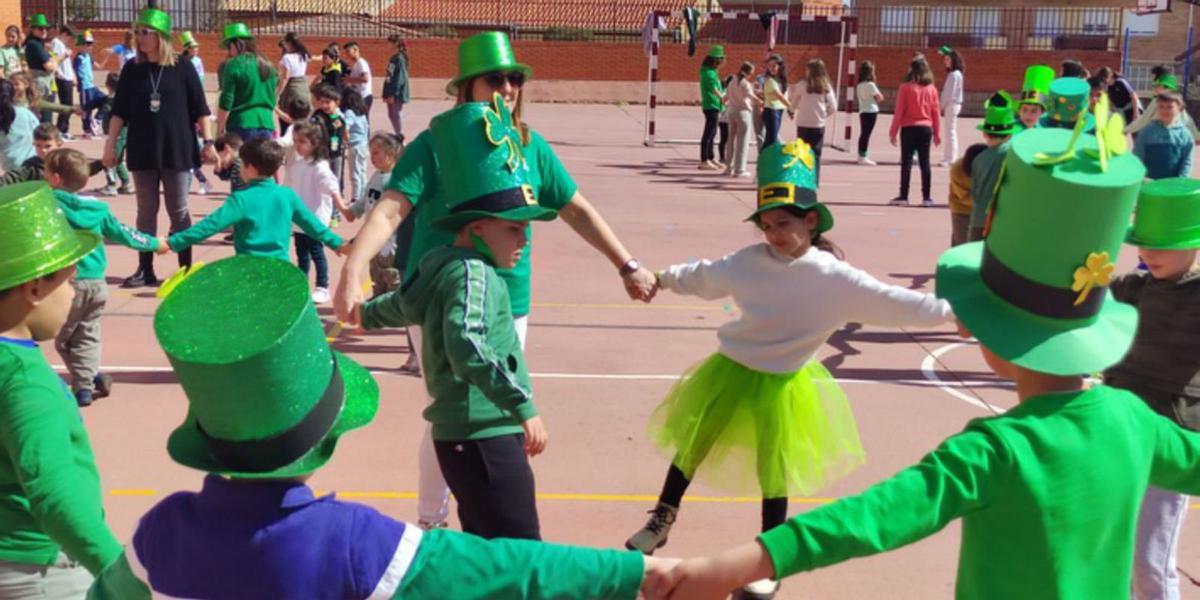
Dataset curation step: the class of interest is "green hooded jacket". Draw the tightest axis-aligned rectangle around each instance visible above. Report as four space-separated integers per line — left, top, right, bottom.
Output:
361 245 537 441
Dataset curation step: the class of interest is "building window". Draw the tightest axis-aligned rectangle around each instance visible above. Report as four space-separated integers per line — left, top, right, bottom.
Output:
973 8 1001 36
1082 9 1112 36
927 7 956 34
881 7 917 33
1032 7 1061 37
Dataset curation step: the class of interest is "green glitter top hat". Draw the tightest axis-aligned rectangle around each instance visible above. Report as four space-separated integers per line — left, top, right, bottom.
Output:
156 255 379 478
0 182 99 291
749 139 833 232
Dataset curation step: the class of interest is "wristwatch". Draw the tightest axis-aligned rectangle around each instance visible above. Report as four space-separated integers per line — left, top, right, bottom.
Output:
619 258 640 277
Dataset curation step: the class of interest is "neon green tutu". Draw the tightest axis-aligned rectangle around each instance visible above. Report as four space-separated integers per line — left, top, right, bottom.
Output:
648 353 865 497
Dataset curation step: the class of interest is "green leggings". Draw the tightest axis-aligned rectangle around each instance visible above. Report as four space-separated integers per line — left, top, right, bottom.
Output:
105 128 129 186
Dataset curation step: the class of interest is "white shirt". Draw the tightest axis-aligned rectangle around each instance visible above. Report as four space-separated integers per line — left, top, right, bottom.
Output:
280 53 307 79
856 81 881 114
659 244 953 374
790 81 838 128
285 157 339 226
349 171 396 256
350 57 372 98
727 77 757 113
50 38 74 81
941 70 963 107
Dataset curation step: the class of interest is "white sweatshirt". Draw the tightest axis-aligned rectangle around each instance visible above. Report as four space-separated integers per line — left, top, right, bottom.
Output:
941 70 963 108
285 157 339 226
658 244 954 374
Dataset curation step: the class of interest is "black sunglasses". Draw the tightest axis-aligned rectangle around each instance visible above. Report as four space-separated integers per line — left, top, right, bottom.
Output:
482 71 526 88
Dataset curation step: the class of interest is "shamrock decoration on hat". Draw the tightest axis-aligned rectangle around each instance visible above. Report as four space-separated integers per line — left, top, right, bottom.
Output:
748 139 833 232
482 93 524 173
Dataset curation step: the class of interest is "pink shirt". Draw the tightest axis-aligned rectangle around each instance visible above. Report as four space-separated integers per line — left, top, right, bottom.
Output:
890 82 941 140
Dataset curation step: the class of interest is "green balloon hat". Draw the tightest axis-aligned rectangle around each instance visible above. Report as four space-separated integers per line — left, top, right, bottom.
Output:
220 22 253 48
0 182 99 291
977 90 1019 135
936 128 1145 375
156 255 379 479
707 45 725 59
1040 77 1095 131
179 30 198 49
135 7 171 36
749 139 833 233
430 94 557 231
1127 178 1200 250
27 14 50 29
446 31 532 96
1018 65 1055 107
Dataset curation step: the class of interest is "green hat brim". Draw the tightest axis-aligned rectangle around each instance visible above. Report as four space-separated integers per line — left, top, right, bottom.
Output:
936 242 1136 375
1125 226 1200 250
433 204 557 231
220 34 253 48
445 63 532 96
745 201 833 234
0 230 99 291
166 352 379 478
976 121 1020 135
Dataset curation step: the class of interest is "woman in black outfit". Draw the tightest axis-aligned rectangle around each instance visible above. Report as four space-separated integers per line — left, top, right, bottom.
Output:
103 7 216 287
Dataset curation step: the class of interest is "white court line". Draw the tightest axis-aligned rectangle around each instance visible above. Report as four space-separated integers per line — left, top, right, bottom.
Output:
920 342 1007 414
51 365 1008 389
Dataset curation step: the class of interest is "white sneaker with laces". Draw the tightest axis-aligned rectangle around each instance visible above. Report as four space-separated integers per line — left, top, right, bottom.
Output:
625 503 677 555
311 287 331 304
198 181 212 195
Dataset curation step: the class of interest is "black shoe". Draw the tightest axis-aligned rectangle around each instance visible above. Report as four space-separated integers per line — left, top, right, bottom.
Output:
93 373 113 399
922 198 935 207
122 253 159 288
75 389 94 407
888 197 910 206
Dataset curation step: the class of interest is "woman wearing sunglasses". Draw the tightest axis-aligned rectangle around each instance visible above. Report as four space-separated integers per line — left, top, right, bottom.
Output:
104 7 216 288
335 31 656 530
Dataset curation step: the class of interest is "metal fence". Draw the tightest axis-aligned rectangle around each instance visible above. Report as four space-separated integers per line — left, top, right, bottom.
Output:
17 0 1126 51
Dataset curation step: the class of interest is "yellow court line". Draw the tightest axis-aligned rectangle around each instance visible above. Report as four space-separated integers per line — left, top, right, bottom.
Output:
109 489 830 504
530 301 723 312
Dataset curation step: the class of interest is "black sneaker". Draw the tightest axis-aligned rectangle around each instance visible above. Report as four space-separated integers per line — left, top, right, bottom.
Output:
75 389 94 408
922 198 935 207
888 197 910 206
121 270 159 288
93 373 113 399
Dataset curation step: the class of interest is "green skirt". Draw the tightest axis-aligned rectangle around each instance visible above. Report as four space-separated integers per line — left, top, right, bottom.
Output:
648 353 865 497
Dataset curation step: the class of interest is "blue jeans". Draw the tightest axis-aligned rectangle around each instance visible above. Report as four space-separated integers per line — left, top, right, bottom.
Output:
227 127 274 143
348 142 369 203
294 233 329 288
762 108 784 148
1133 486 1189 600
79 87 107 135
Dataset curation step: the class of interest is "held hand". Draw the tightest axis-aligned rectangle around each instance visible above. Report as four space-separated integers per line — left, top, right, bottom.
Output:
652 557 735 600
154 237 172 255
623 267 658 303
334 238 354 257
640 557 683 600
340 206 356 223
522 416 548 457
201 144 220 165
334 266 365 326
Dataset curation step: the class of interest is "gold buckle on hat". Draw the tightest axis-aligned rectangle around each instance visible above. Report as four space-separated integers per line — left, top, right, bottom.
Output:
758 184 794 208
521 184 536 206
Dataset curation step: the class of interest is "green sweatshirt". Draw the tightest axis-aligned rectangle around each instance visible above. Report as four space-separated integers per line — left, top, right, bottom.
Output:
361 246 537 441
54 189 160 280
758 385 1200 598
218 53 279 131
0 339 121 574
168 178 343 260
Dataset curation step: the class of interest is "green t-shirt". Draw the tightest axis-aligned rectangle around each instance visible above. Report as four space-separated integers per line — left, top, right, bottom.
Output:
218 54 278 131
700 66 723 111
0 339 120 574
387 128 578 317
759 385 1200 598
54 190 160 280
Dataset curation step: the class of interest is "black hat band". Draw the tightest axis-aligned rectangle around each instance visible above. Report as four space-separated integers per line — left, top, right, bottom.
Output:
451 184 537 217
758 184 817 209
198 356 345 472
979 244 1105 320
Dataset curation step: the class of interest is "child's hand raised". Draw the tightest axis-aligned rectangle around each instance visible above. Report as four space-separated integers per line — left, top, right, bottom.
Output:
522 416 548 457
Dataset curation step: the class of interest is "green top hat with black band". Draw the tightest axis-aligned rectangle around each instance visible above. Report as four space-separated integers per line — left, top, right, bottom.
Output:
707 45 725 59
27 14 50 29
936 128 1144 375
446 32 532 96
1156 73 1180 91
749 139 833 232
0 182 99 291
75 29 94 45
179 30 198 49
156 255 378 479
430 94 557 231
1019 65 1055 107
977 90 1019 135
220 23 253 48
1040 77 1095 131
135 7 171 36
1128 178 1200 250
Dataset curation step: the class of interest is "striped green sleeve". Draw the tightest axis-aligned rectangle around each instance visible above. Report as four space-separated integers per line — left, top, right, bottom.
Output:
86 552 152 600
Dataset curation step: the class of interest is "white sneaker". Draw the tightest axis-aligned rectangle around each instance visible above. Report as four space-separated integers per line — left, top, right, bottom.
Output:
734 170 752 178
311 287 331 304
625 503 677 555
742 578 781 599
198 181 212 195
858 156 877 166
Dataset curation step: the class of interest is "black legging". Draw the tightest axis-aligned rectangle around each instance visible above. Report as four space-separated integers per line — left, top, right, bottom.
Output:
700 109 719 162
717 121 729 164
796 126 825 184
659 464 787 532
899 125 933 201
55 78 74 134
858 112 878 157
